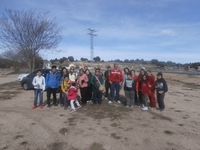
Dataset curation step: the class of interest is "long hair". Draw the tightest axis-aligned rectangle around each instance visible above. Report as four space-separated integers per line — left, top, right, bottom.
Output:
61 67 68 77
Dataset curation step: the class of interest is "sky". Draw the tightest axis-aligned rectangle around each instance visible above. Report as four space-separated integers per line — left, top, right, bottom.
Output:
0 0 200 63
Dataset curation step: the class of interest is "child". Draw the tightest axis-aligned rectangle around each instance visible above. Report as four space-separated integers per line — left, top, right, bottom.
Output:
68 82 81 112
124 72 135 108
90 68 104 105
140 75 151 111
32 70 45 109
155 72 168 112
61 75 71 110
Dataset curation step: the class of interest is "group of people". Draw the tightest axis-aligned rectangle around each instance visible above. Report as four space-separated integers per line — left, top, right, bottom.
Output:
31 63 168 112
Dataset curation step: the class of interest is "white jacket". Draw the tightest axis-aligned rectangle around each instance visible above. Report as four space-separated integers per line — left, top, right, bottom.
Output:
32 75 46 91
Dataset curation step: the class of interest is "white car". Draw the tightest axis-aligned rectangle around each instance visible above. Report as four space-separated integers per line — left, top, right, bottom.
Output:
18 73 29 81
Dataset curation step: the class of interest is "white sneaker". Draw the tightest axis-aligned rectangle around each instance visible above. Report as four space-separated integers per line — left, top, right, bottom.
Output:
125 105 129 108
105 97 108 100
108 101 113 104
142 107 148 111
70 109 76 113
77 106 81 109
130 106 134 109
117 101 121 104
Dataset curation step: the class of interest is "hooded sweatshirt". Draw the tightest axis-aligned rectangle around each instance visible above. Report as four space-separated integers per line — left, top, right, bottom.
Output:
68 86 78 100
156 78 168 93
109 69 124 83
140 81 150 95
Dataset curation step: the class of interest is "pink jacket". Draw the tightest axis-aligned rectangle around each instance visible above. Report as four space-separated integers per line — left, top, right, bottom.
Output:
68 86 78 100
78 73 88 88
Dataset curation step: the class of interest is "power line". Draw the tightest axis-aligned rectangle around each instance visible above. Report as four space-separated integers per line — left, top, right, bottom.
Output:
86 28 98 61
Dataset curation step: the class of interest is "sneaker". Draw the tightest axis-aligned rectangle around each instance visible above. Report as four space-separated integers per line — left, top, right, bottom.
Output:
60 104 64 107
70 109 76 113
53 103 58 107
32 106 36 109
160 108 166 112
130 106 134 109
47 105 50 108
108 101 113 104
117 101 121 104
105 97 108 100
142 107 148 111
39 105 43 109
125 105 129 108
77 106 81 109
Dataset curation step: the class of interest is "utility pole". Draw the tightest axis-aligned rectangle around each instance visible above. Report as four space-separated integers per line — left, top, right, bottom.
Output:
86 28 98 61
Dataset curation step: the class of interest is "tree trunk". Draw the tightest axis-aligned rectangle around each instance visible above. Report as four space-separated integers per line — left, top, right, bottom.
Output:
32 57 35 72
26 59 32 73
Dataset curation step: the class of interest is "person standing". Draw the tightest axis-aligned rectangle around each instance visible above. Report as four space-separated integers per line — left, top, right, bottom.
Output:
147 70 156 109
91 68 104 105
138 69 147 107
155 72 168 112
78 69 89 105
59 67 68 107
85 69 93 103
46 66 60 108
61 75 71 110
108 63 124 104
140 75 151 111
69 66 77 82
32 70 45 109
131 70 139 106
124 72 135 108
104 66 111 100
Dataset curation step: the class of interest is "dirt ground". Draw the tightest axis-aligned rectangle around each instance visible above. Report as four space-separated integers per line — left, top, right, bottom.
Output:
0 73 200 150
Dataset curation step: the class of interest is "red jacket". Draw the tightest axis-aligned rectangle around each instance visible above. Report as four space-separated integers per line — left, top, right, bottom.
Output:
67 86 78 100
109 69 124 83
147 75 155 92
140 81 150 95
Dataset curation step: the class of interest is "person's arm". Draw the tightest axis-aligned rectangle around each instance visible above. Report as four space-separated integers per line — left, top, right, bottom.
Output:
84 74 89 83
32 77 37 86
163 79 168 92
109 70 113 84
61 81 65 93
90 76 95 86
42 77 46 91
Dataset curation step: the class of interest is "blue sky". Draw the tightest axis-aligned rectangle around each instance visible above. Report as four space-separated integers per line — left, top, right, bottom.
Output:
0 0 200 63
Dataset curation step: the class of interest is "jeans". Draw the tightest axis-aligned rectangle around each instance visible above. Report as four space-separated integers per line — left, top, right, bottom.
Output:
110 82 120 101
157 92 165 110
46 87 57 105
34 89 43 106
105 80 110 98
93 88 103 104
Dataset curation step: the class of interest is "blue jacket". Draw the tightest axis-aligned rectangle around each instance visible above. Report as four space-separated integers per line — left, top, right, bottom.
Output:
46 71 60 88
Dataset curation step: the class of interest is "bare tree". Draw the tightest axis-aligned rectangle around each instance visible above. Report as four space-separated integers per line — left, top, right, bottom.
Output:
0 9 62 72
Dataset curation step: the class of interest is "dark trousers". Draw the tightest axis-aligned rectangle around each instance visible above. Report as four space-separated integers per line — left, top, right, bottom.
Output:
157 92 165 110
134 90 139 105
46 87 57 105
93 88 103 104
87 86 93 100
110 82 120 101
80 87 88 105
34 89 43 106
59 86 64 105
138 91 143 105
62 92 70 109
105 80 110 98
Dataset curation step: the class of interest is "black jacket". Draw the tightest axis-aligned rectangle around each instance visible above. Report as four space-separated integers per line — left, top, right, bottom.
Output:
156 78 168 93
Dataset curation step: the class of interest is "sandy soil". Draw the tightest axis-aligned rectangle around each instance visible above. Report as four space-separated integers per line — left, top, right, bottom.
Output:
0 73 200 150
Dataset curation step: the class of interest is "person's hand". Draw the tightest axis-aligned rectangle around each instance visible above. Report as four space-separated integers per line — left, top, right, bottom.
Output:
109 81 112 84
159 91 163 94
81 80 85 84
65 92 68 95
148 85 152 88
41 90 44 93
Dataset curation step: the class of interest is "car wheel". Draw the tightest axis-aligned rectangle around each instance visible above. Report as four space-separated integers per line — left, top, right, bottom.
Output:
23 83 28 90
